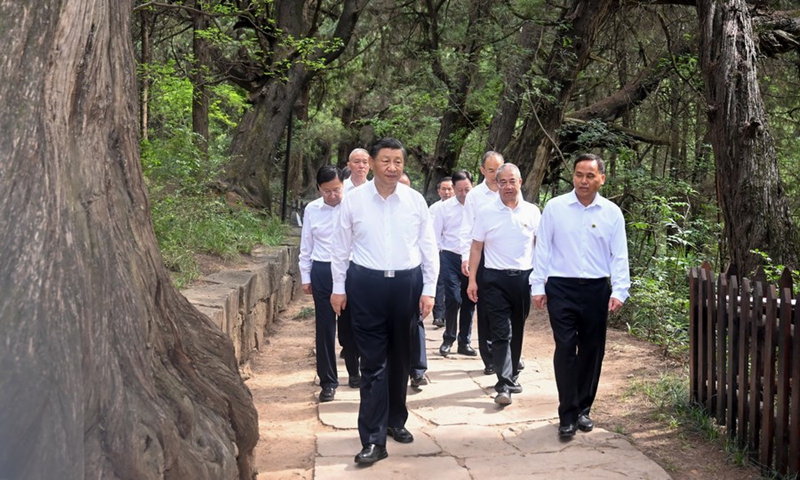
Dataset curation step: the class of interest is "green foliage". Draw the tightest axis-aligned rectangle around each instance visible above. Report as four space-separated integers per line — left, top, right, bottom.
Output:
150 191 285 289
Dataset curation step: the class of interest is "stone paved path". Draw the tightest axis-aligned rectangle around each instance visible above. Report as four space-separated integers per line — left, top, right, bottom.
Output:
313 324 671 479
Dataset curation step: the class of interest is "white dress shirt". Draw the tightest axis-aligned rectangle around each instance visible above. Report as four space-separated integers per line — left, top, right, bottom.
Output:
298 197 340 284
343 177 368 193
530 190 631 302
331 180 440 296
460 180 499 261
471 197 541 270
432 196 466 253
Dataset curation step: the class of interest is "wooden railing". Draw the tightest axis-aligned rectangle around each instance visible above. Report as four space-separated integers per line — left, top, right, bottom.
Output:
689 263 800 476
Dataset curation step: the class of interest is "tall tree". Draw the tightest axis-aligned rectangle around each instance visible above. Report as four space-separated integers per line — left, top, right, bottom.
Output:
222 0 370 208
0 1 257 478
697 0 799 274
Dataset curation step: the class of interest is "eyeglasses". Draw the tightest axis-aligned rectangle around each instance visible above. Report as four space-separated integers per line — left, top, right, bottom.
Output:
497 179 520 188
320 187 342 196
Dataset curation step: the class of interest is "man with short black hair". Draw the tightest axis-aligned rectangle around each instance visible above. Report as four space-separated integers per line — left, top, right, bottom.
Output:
531 153 630 438
433 170 477 357
299 165 360 403
331 138 439 465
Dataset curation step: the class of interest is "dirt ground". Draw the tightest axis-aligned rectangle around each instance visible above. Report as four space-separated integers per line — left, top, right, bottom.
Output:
244 293 762 479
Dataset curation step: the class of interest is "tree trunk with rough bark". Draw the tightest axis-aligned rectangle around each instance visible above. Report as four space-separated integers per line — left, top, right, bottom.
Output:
0 2 258 478
697 0 799 274
503 0 618 201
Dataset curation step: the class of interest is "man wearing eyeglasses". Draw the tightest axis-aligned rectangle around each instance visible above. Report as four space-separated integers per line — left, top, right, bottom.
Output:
299 165 360 403
467 163 541 406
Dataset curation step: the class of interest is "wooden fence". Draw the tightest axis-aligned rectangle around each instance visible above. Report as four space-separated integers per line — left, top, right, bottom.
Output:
689 263 800 476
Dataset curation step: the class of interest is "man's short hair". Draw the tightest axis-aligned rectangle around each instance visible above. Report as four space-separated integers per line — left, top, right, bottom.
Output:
574 153 606 174
481 151 504 166
341 166 352 180
496 163 521 179
316 164 344 187
369 138 407 161
451 170 473 184
436 176 453 189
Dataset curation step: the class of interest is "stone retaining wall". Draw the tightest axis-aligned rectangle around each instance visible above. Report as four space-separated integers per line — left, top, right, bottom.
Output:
181 230 302 369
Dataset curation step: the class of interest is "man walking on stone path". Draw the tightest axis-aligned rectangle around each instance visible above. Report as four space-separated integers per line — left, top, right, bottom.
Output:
331 138 439 465
429 176 455 329
531 153 630 439
299 165 360 404
460 151 504 375
432 170 477 358
467 164 540 406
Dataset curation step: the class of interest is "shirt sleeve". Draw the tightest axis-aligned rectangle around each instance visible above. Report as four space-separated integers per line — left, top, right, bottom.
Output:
460 195 477 261
529 204 552 296
331 198 353 295
418 197 441 297
298 206 314 284
431 203 445 251
609 209 631 303
470 204 488 243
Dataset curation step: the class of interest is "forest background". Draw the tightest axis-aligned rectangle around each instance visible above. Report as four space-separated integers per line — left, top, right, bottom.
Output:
139 0 800 357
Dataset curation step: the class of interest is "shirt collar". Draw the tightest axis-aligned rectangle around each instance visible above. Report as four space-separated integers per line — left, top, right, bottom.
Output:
567 189 603 208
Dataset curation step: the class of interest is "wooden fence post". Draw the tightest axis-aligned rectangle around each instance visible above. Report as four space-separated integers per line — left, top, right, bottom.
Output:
748 281 763 459
704 264 716 414
760 285 778 473
775 285 792 475
737 277 751 450
725 274 739 436
689 267 699 403
716 273 728 423
790 291 800 475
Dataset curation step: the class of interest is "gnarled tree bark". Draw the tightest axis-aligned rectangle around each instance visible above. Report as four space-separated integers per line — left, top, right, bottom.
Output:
0 2 257 478
697 0 799 274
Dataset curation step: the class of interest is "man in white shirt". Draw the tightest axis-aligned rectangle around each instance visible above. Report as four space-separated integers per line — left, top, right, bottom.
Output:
467 164 541 406
330 138 439 465
460 151 504 374
343 148 370 192
432 171 477 357
530 153 630 438
298 165 360 403
430 176 454 328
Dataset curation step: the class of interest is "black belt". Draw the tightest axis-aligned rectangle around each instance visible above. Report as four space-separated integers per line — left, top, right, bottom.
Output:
312 260 331 265
551 276 609 285
440 249 460 257
349 262 419 278
485 267 532 277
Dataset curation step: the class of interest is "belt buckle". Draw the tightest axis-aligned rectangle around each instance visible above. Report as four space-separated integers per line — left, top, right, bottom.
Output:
385 270 395 278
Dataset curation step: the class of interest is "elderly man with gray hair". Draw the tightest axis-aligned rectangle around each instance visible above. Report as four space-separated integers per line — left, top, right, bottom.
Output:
467 163 541 406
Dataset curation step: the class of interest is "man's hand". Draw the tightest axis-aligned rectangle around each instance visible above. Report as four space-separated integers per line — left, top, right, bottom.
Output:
331 293 347 316
467 280 478 303
461 260 470 277
302 283 312 295
419 295 435 319
533 294 547 309
608 297 623 313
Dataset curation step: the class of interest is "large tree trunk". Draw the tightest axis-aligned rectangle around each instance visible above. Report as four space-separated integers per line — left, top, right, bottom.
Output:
0 2 258 478
503 0 618 201
697 0 799 274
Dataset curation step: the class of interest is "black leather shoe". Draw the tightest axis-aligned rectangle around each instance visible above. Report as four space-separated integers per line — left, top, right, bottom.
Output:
517 357 525 370
354 444 388 464
558 423 578 438
387 426 414 443
495 392 512 405
577 414 594 432
410 373 428 387
432 318 445 328
457 344 477 356
319 387 335 402
483 365 495 375
348 376 361 389
507 382 523 394
439 342 452 356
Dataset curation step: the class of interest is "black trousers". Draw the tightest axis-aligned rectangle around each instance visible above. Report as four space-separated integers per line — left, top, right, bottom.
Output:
311 261 359 389
337 304 360 379
347 263 422 447
410 314 427 378
545 276 611 426
475 253 493 368
482 268 531 392
440 250 474 346
433 266 446 320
